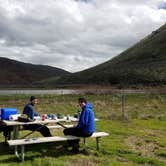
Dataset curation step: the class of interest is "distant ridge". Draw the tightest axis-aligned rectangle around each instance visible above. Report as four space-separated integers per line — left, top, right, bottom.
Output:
0 57 70 88
1 23 166 88
55 23 166 87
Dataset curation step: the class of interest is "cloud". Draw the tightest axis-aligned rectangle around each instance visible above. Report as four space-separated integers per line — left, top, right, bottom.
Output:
0 0 166 72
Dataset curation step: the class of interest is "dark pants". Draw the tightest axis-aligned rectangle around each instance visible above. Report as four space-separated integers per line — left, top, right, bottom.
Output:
23 124 52 137
63 127 92 148
0 125 13 142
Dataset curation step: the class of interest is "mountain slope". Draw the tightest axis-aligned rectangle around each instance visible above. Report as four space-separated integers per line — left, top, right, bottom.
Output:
0 57 70 87
56 23 166 87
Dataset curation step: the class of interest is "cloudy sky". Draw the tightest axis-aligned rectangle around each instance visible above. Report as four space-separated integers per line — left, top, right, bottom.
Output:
0 0 166 72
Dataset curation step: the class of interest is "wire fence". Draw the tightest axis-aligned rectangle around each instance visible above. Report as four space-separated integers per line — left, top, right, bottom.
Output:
0 89 166 120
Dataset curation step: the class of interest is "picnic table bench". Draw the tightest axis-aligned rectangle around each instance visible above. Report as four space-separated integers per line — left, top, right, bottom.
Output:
2 117 98 139
7 131 109 161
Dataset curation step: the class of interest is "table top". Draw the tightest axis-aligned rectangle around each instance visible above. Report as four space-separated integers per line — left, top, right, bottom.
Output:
2 116 78 126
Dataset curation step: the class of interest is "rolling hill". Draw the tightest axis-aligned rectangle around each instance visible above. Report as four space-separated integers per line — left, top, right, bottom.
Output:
0 57 70 88
55 23 166 87
1 23 166 88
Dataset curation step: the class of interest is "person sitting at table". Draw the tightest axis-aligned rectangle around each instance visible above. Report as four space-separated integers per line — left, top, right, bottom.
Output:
22 96 52 137
0 122 13 143
63 97 95 152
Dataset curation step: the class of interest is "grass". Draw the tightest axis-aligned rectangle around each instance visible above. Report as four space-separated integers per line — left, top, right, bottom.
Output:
0 93 166 166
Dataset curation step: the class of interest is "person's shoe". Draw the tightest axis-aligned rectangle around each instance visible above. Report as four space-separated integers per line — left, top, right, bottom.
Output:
71 146 79 153
4 136 9 145
71 144 80 153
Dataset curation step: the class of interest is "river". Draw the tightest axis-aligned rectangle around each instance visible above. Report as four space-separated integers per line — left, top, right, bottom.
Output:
0 89 80 95
0 88 155 95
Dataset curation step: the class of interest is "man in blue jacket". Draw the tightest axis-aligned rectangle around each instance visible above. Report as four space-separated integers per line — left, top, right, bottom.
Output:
23 96 52 137
63 97 95 152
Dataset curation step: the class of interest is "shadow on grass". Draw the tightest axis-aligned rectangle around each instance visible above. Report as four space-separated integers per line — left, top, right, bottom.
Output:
0 155 41 164
0 142 42 163
38 142 91 157
40 144 111 158
0 156 20 163
0 142 84 162
0 142 13 155
0 141 111 163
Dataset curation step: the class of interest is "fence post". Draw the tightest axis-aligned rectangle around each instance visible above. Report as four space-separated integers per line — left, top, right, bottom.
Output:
121 92 125 118
121 92 128 120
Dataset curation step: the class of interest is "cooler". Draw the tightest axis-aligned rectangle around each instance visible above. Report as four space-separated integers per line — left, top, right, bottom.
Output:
1 108 17 120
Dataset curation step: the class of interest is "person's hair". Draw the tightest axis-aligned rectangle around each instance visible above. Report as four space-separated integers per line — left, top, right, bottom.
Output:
78 97 87 103
30 96 36 101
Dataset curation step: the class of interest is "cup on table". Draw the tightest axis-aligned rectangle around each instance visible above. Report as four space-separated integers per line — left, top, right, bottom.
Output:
66 115 70 121
41 114 46 121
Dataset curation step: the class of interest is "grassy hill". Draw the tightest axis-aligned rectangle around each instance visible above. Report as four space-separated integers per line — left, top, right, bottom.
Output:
0 57 70 88
55 23 166 87
1 23 166 88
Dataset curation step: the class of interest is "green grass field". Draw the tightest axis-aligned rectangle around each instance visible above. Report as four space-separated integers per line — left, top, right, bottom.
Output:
0 94 166 166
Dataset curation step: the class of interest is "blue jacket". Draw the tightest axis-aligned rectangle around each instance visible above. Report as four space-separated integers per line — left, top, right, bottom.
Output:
23 103 39 120
76 102 95 134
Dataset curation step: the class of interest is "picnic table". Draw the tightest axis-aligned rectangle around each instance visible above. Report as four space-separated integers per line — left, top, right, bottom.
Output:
2 117 108 162
2 116 78 139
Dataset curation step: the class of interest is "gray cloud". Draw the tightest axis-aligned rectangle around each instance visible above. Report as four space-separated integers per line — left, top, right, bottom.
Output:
0 0 166 72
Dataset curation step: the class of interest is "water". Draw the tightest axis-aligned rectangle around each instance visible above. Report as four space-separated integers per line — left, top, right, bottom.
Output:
0 89 152 95
0 89 80 95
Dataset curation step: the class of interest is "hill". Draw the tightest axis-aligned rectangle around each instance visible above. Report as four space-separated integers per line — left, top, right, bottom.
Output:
55 23 166 87
0 57 70 88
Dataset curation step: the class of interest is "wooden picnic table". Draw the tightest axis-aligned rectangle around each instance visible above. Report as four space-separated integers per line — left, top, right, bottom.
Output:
3 117 103 161
2 117 78 139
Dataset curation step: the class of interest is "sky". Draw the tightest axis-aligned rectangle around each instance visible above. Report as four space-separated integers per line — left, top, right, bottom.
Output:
0 0 166 72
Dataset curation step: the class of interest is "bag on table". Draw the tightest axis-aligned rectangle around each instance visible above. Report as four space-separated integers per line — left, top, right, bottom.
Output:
17 114 34 122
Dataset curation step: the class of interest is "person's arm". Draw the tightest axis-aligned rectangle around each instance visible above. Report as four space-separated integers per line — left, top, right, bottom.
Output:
28 109 34 120
77 109 89 128
23 104 35 120
33 111 39 116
